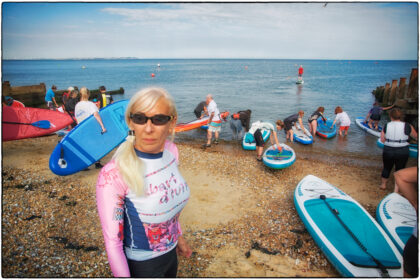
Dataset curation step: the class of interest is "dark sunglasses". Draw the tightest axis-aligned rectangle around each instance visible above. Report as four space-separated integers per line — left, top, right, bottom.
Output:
130 113 173 125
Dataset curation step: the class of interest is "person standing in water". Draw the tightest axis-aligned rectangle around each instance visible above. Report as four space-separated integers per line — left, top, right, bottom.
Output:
298 65 304 81
203 94 221 148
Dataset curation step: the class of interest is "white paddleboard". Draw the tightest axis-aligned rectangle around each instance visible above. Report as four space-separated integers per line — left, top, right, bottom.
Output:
376 193 417 254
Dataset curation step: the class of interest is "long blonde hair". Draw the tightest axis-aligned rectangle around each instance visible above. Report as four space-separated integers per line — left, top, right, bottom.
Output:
113 87 177 196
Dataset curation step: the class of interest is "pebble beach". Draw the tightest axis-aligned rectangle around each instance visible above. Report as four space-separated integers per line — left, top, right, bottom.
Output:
2 134 417 277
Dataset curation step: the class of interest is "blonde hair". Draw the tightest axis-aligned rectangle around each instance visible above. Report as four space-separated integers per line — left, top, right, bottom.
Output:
113 87 177 196
80 87 89 101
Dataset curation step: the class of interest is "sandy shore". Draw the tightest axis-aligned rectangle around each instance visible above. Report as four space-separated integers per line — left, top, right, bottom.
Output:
2 134 417 277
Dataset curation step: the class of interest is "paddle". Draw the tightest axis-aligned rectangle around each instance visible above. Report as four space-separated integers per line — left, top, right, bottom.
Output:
3 120 51 129
319 195 391 277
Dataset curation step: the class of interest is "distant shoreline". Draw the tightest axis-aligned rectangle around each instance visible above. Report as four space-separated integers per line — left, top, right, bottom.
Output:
3 58 417 62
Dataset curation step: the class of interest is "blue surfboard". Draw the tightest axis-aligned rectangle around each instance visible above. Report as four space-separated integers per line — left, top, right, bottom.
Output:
49 100 129 176
294 175 402 277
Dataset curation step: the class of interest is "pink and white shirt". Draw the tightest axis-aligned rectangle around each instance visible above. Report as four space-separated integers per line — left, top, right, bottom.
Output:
96 141 188 277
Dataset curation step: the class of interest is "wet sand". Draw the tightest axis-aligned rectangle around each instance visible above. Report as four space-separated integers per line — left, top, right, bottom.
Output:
2 134 417 277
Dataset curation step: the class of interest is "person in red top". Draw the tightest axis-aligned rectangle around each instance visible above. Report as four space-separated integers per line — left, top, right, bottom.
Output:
298 65 304 77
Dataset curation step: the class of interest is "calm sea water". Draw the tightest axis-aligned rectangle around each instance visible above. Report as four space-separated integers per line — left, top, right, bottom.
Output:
2 59 417 158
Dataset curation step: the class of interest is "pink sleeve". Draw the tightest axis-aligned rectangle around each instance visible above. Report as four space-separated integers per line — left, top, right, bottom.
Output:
165 140 179 164
96 161 130 277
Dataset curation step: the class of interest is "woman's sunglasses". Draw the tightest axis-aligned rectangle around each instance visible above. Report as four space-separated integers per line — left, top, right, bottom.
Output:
130 113 173 125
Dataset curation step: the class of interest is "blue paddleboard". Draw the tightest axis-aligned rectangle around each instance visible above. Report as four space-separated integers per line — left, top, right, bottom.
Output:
49 100 129 176
292 124 313 144
316 118 336 139
262 144 296 169
376 193 417 254
242 129 270 151
376 138 418 158
355 117 382 137
294 175 402 277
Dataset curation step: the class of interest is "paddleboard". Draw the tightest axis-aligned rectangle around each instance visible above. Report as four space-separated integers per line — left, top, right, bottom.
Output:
316 118 336 139
376 193 416 254
292 124 313 144
2 106 74 141
355 117 382 137
262 144 296 169
296 80 304 84
376 138 418 158
49 100 129 176
175 111 229 133
294 175 402 277
242 129 271 150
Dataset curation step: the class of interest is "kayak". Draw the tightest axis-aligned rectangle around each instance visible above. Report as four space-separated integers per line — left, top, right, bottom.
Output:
175 111 229 133
2 106 73 141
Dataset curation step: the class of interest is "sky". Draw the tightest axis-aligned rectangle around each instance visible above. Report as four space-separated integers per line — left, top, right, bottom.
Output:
1 2 418 60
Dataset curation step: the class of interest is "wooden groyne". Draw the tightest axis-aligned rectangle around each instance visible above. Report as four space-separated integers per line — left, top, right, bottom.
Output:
372 68 418 129
2 81 124 108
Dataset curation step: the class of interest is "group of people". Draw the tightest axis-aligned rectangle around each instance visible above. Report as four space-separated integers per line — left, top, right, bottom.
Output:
88 86 418 278
45 85 112 169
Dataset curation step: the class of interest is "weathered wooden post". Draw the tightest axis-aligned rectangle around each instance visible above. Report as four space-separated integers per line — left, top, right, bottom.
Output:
397 77 406 99
388 80 398 105
406 68 418 99
382 83 391 105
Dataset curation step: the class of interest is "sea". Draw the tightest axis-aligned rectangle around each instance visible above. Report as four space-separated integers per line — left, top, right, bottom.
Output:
2 59 417 161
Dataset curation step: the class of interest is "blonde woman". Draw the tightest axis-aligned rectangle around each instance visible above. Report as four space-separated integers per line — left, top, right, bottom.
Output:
96 88 191 277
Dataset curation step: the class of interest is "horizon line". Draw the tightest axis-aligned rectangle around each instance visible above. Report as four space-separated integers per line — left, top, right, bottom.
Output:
2 57 418 61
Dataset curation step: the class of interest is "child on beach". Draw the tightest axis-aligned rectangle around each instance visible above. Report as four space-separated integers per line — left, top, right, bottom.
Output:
331 106 351 136
96 87 191 277
248 120 284 161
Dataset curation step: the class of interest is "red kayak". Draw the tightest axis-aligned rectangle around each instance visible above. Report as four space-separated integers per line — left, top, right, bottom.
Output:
175 111 229 133
2 106 74 141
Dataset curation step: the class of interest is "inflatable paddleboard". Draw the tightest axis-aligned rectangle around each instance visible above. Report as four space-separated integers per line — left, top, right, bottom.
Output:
2 106 74 141
376 193 416 254
355 117 382 137
262 144 296 169
376 138 418 158
316 118 336 139
294 175 402 277
49 100 130 176
292 124 313 144
242 129 271 150
175 111 229 133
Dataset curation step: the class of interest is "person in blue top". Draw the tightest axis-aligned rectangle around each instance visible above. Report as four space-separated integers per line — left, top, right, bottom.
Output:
45 85 59 110
365 102 394 131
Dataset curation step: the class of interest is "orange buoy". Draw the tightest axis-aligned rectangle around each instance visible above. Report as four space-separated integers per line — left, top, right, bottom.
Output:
151 73 155 77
